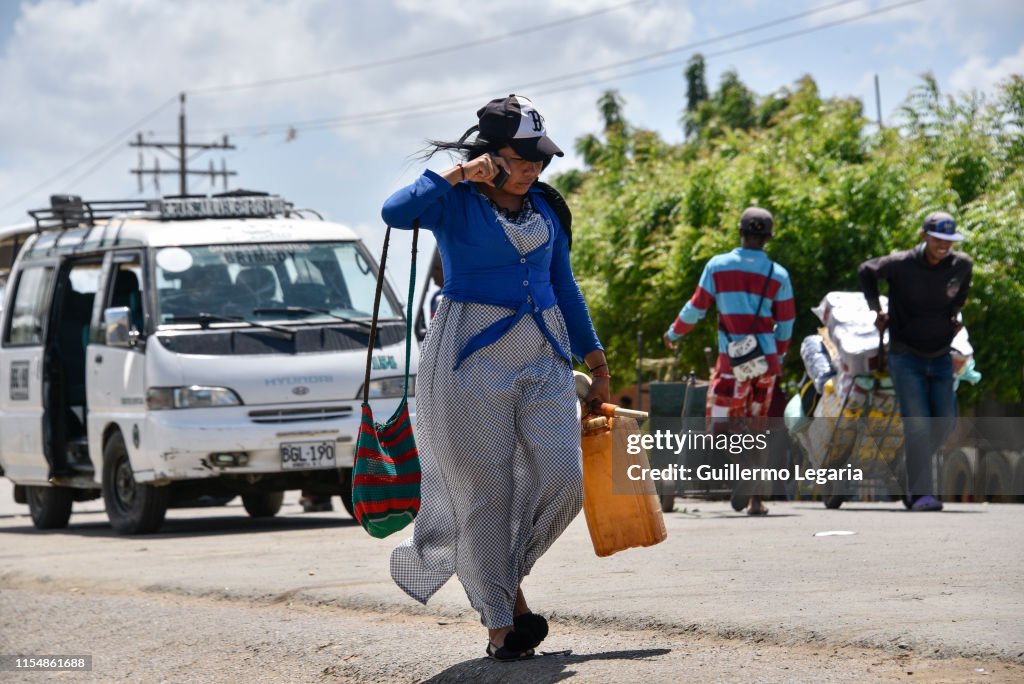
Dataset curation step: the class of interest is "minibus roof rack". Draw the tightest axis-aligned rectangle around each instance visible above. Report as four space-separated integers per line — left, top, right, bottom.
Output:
28 190 293 230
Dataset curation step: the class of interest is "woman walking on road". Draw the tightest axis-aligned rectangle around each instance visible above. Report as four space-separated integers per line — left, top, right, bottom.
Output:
381 94 609 661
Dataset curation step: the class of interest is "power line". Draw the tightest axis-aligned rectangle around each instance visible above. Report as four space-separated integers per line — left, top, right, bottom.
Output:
0 0 926 211
189 0 868 136
186 0 651 95
525 0 932 102
0 96 178 212
64 139 135 191
189 0 912 139
0 2 651 212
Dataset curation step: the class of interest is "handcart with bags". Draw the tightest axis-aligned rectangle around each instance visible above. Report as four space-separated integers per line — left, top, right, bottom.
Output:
786 292 980 508
787 341 906 508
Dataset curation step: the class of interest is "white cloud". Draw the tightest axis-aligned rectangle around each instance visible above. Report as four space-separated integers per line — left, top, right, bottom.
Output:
949 45 1024 95
0 0 697 222
0 0 1017 235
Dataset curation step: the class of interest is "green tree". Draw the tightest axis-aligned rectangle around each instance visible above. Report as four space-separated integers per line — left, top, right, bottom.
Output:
682 53 709 139
564 73 1024 405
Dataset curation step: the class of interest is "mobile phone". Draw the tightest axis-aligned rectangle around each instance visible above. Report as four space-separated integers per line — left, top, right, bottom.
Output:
493 167 509 189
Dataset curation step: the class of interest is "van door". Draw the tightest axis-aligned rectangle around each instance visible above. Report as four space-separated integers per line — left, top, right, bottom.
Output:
44 259 103 477
86 252 148 466
0 263 57 482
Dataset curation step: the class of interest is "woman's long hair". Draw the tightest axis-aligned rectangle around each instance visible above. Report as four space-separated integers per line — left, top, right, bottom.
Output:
419 122 554 170
419 124 498 163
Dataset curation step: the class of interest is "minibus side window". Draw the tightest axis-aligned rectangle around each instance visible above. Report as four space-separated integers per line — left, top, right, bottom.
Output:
101 260 145 342
4 266 55 345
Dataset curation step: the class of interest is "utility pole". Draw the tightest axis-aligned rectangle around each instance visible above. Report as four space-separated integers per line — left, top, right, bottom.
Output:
874 74 884 129
131 92 237 196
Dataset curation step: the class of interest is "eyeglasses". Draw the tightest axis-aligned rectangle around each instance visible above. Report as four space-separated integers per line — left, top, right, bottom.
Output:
927 219 957 234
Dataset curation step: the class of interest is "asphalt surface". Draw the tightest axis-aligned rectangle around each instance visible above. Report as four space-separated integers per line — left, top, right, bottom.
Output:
0 479 1022 682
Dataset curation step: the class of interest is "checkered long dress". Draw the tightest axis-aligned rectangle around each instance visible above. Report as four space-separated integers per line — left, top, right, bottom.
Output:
390 197 583 629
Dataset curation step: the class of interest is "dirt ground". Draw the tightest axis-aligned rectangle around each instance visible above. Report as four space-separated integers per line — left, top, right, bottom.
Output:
1 580 1019 683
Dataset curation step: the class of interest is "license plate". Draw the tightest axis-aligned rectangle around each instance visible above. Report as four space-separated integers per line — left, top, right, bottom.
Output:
280 441 336 470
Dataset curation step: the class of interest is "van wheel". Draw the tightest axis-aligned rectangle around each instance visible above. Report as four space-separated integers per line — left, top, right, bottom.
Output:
102 432 169 535
26 486 73 529
242 491 284 518
339 470 355 518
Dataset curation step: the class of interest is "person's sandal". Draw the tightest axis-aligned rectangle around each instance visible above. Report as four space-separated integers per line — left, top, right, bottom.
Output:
513 613 549 648
730 483 749 512
485 631 535 661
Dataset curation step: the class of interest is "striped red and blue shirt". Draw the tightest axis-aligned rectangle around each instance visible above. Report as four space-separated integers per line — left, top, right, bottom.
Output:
666 248 795 376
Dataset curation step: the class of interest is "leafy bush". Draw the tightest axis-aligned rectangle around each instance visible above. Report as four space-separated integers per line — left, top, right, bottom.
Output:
558 72 1024 404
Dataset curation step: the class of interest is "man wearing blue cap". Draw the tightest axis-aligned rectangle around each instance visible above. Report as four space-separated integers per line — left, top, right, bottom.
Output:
858 211 973 511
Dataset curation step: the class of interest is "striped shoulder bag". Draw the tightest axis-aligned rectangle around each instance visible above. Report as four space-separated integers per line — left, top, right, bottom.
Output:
352 221 420 538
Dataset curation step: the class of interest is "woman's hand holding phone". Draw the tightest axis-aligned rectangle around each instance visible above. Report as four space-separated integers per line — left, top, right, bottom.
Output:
478 153 510 188
448 154 510 188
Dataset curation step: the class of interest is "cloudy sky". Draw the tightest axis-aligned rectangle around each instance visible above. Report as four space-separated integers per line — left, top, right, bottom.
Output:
1 0 1021 283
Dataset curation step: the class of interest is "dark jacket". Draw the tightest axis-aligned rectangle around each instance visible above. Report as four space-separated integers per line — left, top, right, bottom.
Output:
858 243 972 356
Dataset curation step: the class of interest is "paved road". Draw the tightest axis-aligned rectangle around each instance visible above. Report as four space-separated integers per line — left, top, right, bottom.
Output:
0 479 1022 682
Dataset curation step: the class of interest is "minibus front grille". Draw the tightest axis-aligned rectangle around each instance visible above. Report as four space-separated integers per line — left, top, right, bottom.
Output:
249 406 354 424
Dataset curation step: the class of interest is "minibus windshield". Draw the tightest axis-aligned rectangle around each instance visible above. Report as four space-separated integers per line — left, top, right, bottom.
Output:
154 241 398 325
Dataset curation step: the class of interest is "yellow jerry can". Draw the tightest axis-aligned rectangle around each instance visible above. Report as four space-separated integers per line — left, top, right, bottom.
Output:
581 415 668 557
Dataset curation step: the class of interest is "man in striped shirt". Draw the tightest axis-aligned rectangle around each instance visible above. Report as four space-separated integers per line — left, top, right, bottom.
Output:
663 207 795 515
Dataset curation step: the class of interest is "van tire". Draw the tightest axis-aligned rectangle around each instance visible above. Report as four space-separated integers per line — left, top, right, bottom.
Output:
102 432 169 535
339 470 355 518
26 486 73 529
242 491 284 518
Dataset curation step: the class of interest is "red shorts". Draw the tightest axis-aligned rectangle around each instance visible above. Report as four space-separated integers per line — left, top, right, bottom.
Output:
706 372 777 420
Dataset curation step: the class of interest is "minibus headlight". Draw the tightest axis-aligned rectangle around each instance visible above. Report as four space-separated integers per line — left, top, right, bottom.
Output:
146 386 243 409
357 375 415 399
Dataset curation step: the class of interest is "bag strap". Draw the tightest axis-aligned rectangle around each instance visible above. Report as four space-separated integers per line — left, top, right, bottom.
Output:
534 180 573 248
719 261 775 339
362 220 419 404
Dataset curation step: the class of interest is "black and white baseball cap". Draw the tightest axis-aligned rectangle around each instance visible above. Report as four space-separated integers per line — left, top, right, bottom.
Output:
922 211 965 241
477 94 564 161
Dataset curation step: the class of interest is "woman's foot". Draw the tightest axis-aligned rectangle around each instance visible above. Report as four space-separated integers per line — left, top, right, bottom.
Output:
486 626 535 661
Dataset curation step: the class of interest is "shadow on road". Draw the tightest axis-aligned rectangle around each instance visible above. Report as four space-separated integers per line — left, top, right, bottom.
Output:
0 512 357 539
422 648 672 683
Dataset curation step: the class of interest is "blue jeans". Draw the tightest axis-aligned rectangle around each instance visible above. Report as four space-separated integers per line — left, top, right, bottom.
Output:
887 351 956 497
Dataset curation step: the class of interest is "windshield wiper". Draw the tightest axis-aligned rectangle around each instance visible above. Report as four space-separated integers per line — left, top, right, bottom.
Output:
252 306 374 329
166 312 296 339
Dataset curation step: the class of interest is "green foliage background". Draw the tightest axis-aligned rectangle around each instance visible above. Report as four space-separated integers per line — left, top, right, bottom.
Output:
555 70 1024 405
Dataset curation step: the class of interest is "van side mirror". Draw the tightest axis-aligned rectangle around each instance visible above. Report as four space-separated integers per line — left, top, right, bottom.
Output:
104 306 138 348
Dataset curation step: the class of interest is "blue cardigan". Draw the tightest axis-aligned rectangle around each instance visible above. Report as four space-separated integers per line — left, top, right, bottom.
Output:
381 170 602 368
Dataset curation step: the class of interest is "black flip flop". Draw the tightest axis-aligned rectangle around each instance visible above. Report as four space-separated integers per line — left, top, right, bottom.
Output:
486 629 537 661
